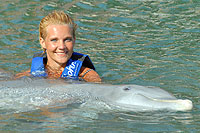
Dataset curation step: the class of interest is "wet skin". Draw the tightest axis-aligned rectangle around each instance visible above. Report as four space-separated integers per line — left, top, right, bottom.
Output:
40 24 75 71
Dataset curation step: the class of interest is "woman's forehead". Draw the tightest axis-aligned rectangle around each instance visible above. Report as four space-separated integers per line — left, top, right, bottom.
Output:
46 24 73 35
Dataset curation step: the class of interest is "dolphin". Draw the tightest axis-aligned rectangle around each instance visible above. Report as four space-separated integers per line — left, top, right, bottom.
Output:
0 77 193 113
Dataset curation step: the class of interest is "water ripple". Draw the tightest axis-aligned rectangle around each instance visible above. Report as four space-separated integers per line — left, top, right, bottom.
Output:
0 0 200 132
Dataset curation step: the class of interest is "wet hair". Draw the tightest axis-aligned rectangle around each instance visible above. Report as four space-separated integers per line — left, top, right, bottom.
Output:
39 10 77 40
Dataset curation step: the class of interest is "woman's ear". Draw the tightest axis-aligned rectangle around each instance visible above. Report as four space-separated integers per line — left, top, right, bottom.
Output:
40 37 46 49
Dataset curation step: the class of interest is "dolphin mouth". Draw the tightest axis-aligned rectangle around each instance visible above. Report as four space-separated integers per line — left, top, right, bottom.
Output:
115 93 193 111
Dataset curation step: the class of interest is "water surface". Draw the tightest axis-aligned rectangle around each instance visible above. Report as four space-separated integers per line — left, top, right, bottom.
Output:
0 0 200 132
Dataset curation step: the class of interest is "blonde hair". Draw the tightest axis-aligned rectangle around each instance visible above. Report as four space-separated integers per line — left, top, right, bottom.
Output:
39 10 77 40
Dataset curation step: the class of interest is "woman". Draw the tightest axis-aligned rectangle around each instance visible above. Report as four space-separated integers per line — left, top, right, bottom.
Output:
17 10 101 82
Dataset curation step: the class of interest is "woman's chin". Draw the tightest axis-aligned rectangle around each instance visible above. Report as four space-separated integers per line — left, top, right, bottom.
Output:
56 59 67 65
56 58 70 65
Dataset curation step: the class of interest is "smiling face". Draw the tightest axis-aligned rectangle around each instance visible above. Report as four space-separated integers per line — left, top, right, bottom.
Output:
40 24 75 69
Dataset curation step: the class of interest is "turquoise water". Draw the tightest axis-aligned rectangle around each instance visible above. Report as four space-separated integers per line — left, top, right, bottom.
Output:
0 0 200 132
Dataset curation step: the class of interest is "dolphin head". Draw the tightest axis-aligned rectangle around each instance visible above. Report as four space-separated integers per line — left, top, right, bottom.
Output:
104 84 193 111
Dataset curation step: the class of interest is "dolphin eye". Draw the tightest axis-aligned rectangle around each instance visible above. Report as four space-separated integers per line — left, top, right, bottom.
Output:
123 87 131 91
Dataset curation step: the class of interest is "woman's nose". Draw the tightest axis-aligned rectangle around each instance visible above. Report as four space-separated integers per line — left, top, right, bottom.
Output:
58 41 65 49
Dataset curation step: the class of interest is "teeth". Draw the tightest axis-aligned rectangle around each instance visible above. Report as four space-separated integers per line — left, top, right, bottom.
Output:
56 52 66 55
55 51 68 56
57 52 65 54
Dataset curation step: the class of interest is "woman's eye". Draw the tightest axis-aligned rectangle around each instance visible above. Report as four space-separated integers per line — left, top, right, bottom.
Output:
64 38 72 42
51 39 57 42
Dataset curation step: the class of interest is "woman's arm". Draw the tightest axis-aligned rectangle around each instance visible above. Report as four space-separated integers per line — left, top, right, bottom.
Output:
15 68 102 82
79 67 101 83
15 70 31 79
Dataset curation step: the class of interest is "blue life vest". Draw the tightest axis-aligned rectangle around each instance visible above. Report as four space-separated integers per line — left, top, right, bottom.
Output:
30 51 95 80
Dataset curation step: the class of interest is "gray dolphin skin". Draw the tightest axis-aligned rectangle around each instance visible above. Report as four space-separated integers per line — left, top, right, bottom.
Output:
0 77 193 113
